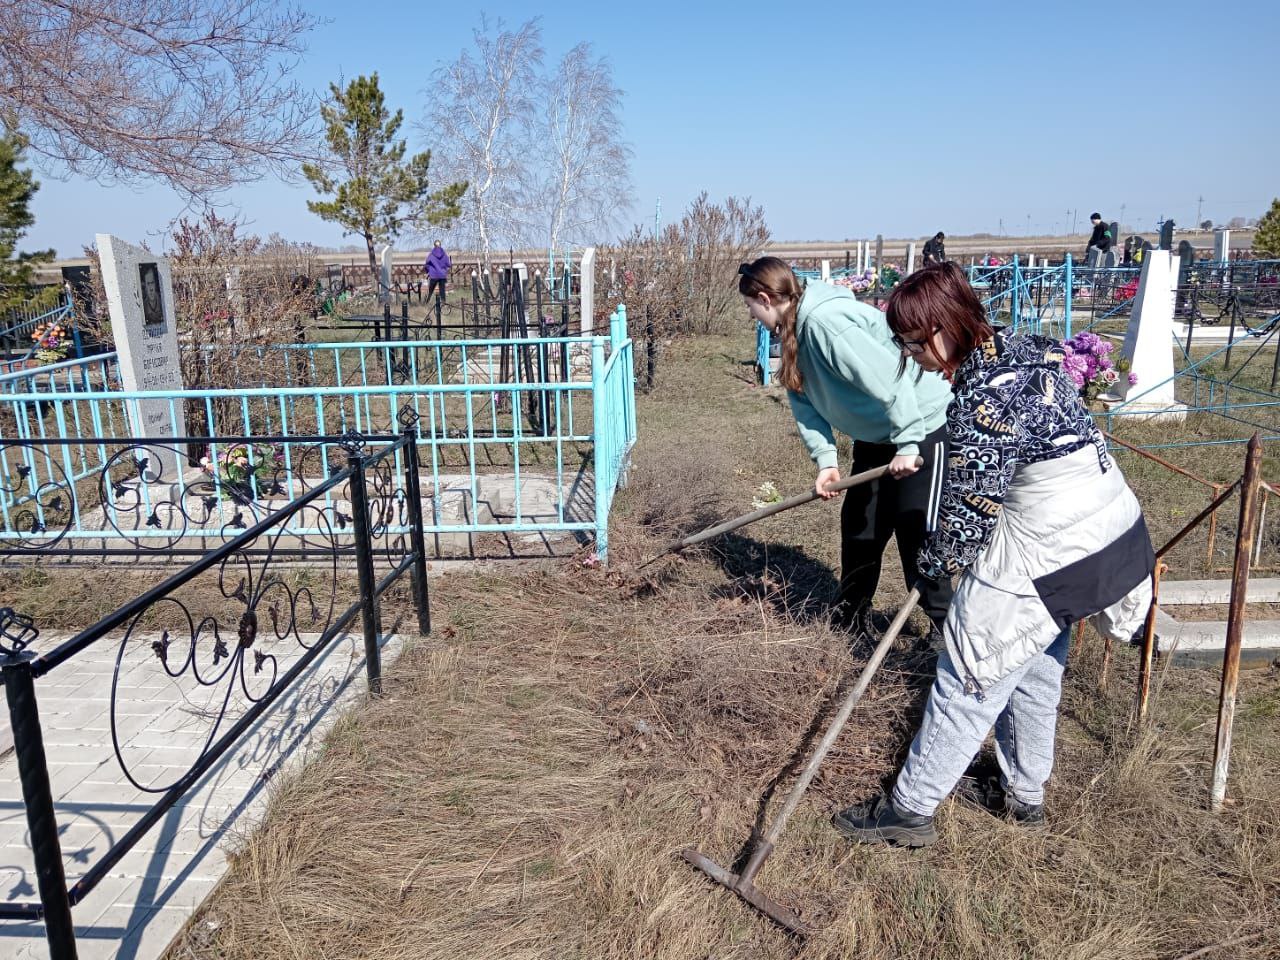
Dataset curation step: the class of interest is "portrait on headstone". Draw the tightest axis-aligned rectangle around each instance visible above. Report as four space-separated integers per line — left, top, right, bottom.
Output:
139 262 167 334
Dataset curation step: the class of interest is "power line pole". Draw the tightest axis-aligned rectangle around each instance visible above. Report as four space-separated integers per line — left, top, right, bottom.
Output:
1196 195 1203 227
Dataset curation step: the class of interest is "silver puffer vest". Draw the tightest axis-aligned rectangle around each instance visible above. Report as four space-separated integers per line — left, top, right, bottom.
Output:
944 445 1153 694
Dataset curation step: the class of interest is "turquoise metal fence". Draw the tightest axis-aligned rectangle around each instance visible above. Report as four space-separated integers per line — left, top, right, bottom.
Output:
968 256 1075 339
0 307 638 560
0 293 80 369
756 322 771 386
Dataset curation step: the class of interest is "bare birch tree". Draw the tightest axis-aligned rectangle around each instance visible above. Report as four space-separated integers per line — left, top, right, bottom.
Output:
0 0 319 196
681 192 771 333
537 43 632 253
425 17 542 269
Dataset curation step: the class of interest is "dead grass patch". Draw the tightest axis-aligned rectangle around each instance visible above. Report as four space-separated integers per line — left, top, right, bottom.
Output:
156 328 1280 960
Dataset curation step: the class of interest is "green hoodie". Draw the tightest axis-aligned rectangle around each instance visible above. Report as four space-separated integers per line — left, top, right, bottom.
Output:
787 280 951 469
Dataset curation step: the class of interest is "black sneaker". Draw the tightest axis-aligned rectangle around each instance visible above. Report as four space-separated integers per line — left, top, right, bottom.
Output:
913 622 946 654
832 794 938 848
837 605 880 651
1002 795 1046 828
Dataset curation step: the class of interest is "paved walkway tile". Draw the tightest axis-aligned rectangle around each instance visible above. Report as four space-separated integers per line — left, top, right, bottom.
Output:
1 629 403 959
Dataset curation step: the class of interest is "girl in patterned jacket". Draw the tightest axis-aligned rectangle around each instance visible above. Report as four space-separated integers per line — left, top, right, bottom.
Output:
833 262 1153 847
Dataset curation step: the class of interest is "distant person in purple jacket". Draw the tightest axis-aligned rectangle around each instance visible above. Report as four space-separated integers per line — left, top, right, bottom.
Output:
424 240 451 304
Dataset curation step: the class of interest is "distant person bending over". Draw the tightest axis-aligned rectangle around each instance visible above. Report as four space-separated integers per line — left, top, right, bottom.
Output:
832 263 1153 848
1086 213 1112 267
425 240 452 305
922 232 946 266
738 257 954 646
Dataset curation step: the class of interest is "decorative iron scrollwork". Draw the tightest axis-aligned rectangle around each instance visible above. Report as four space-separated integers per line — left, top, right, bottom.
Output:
0 607 37 656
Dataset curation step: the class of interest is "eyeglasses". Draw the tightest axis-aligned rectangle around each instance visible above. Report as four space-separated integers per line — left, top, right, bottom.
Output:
891 327 941 354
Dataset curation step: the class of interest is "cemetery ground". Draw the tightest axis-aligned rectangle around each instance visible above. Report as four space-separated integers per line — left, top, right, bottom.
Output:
4 326 1279 959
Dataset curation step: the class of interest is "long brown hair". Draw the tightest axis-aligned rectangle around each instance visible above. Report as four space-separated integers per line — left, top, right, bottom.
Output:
885 262 993 380
738 256 805 391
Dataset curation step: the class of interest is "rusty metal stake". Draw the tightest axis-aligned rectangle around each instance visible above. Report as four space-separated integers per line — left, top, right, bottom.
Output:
1098 634 1114 692
1135 562 1167 721
1210 433 1263 811
1072 619 1087 658
1206 483 1222 568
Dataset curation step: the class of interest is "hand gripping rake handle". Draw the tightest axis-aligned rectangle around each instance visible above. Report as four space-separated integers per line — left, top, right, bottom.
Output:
639 457 923 569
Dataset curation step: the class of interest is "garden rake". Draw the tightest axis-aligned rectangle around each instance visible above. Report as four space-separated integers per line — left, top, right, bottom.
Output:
681 587 922 937
638 457 923 569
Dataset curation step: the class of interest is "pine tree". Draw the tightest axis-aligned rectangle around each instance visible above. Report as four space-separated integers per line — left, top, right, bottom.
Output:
1254 199 1280 259
303 74 466 285
0 131 54 312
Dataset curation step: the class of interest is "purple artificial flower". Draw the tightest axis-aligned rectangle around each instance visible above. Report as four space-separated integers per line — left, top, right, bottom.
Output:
1062 353 1088 387
1128 372 1139 385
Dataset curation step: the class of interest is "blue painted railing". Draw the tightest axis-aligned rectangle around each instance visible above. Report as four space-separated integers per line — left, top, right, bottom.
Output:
0 307 638 561
0 295 81 370
756 322 771 386
968 257 1075 339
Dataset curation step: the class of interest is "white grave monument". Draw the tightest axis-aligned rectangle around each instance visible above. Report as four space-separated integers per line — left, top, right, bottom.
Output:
579 247 597 335
96 234 185 475
1098 249 1187 421
379 244 393 303
1213 230 1230 262
225 266 244 320
906 242 916 274
820 259 831 282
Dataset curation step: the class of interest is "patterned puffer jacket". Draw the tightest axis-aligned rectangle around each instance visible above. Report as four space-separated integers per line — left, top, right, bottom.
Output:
920 332 1154 693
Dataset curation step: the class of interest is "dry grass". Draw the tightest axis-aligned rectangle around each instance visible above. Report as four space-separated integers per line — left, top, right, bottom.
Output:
149 328 1280 960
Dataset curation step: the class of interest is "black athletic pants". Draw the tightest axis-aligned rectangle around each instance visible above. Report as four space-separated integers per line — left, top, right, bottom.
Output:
428 278 447 304
837 423 953 630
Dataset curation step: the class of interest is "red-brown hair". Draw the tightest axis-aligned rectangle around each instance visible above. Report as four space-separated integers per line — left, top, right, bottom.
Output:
885 262 993 380
738 256 806 391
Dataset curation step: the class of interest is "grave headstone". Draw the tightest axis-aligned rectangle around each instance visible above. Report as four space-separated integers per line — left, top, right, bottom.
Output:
1213 229 1231 262
225 266 244 322
1177 239 1195 268
579 247 596 335
96 233 185 475
1159 220 1175 251
379 244 393 303
1098 249 1187 421
906 242 916 274
820 260 831 282
874 234 884 272
61 265 94 320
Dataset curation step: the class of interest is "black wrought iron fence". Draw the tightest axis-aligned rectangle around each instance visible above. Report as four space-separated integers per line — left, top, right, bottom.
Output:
0 424 431 958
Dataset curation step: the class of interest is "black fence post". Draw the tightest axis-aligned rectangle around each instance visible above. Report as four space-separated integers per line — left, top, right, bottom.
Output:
400 423 432 635
399 301 411 372
345 447 382 694
3 652 78 959
382 302 393 344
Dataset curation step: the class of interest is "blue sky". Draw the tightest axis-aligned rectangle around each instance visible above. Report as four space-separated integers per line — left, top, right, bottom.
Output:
24 0 1277 255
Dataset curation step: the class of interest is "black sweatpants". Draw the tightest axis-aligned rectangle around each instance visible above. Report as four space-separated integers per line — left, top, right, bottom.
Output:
428 278 447 304
837 423 953 629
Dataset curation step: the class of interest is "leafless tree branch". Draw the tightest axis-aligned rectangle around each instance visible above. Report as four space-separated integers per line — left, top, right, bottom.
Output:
0 0 321 196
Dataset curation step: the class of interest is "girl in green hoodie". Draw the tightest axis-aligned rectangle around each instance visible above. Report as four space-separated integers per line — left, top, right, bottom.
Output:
738 257 954 640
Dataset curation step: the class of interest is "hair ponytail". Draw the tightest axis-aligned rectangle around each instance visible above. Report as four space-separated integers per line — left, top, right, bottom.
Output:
738 256 806 392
